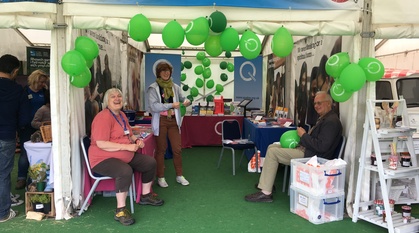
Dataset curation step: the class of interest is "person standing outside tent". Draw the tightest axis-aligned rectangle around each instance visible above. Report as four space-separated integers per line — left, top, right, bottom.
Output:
0 54 31 222
147 61 191 188
16 69 49 190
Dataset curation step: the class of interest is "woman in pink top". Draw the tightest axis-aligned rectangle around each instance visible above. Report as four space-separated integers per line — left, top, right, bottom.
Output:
89 88 163 226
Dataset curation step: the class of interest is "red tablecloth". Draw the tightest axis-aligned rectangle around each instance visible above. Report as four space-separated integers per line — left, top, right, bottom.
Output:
181 115 244 148
82 135 156 204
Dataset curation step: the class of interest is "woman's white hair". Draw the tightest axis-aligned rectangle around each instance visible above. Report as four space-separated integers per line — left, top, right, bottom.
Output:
103 88 123 108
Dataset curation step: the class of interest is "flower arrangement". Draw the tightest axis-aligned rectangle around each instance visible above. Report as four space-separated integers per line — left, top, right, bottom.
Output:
28 162 48 183
381 101 399 128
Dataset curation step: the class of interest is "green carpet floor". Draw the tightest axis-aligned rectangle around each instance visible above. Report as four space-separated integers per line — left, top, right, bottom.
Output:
3 146 406 232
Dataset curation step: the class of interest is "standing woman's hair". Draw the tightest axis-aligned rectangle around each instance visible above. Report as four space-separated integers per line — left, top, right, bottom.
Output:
155 62 173 78
27 69 49 87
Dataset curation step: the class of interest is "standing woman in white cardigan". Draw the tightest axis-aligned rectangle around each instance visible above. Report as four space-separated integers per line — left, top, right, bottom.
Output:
147 62 191 188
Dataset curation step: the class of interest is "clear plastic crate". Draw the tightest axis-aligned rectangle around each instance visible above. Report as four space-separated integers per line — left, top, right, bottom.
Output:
290 185 345 224
291 157 346 195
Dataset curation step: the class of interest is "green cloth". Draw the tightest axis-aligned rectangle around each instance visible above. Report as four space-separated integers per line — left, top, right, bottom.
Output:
156 78 174 101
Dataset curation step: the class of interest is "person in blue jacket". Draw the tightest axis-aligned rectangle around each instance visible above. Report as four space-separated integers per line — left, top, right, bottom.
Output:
0 54 31 222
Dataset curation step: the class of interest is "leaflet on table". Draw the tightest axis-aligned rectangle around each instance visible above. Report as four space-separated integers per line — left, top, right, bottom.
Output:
222 139 253 144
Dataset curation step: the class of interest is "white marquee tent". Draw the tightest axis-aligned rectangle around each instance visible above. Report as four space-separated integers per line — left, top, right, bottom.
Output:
1 0 419 220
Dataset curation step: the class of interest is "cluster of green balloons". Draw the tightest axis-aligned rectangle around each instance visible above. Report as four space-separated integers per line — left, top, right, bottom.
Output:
61 36 99 88
280 130 300 148
128 14 152 42
326 52 385 102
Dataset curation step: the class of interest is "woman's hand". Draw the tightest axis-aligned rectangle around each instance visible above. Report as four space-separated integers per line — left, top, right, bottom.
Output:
172 102 180 109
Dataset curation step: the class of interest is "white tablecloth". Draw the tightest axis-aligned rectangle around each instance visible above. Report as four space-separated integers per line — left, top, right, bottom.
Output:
24 141 54 188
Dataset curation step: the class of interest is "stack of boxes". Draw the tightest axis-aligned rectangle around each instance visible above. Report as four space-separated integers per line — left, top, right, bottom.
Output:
289 157 346 224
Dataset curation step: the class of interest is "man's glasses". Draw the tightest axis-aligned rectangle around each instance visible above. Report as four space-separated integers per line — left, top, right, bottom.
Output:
313 100 327 106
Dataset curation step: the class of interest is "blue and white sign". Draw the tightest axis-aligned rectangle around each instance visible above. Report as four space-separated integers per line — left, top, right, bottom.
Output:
234 56 262 109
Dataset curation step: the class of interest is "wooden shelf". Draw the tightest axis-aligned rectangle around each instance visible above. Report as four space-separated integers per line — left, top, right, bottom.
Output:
356 210 419 233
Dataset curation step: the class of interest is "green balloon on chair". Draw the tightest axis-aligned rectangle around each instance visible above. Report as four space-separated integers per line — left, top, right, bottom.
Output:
280 130 300 149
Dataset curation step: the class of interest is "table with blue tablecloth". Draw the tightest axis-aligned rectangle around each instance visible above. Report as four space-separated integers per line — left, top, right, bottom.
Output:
243 118 297 159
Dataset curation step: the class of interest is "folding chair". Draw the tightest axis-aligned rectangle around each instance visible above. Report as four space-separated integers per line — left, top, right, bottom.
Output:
217 119 257 175
79 136 135 215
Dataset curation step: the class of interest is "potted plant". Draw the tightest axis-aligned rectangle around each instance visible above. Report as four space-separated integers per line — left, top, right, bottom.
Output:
30 194 51 214
28 162 48 191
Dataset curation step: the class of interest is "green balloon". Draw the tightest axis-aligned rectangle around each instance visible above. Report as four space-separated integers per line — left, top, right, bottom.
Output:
227 62 234 72
280 130 300 148
182 84 189 91
271 26 294 58
185 17 209 46
194 65 204 75
70 67 91 88
162 20 185 48
61 50 87 76
206 79 215 89
225 51 232 58
215 84 224 93
208 11 227 33
205 35 223 57
181 73 187 81
206 94 214 102
195 78 204 88
330 80 353 102
203 68 212 79
184 61 192 69
196 51 206 60
181 63 184 71
220 27 239 52
339 63 366 92
220 61 227 70
358 57 385 82
180 103 186 117
86 59 93 68
190 87 199 97
75 36 99 61
326 52 351 78
128 14 152 42
187 95 194 102
239 30 261 60
202 58 211 67
220 73 228 82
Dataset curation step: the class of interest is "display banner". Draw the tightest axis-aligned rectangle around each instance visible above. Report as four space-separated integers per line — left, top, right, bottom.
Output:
265 54 286 115
81 30 121 135
126 45 143 111
292 36 343 127
27 46 50 75
61 0 359 10
233 56 262 109
144 53 181 111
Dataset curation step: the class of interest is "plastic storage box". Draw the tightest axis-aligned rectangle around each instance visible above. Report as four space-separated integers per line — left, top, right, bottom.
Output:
291 157 346 195
290 185 344 224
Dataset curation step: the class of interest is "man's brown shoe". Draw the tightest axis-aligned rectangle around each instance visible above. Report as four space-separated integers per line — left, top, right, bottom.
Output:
245 191 273 203
15 180 26 190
